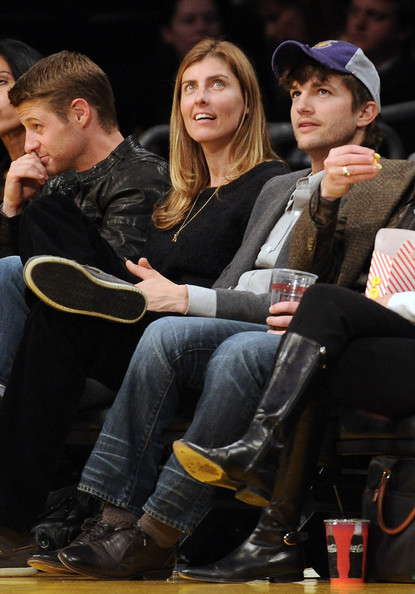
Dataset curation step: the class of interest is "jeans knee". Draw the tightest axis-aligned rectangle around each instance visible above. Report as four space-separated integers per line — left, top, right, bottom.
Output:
0 255 23 280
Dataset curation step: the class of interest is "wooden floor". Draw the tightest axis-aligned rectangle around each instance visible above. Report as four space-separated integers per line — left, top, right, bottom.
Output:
0 573 414 593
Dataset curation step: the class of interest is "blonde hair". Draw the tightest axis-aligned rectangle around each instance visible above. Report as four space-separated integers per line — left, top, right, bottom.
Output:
9 50 118 133
153 38 277 230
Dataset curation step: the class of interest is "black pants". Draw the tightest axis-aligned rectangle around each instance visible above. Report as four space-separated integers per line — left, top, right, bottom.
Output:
288 284 415 417
19 193 136 281
0 195 160 531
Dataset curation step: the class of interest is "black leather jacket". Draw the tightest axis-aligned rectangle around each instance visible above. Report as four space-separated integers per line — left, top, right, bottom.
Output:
0 135 170 260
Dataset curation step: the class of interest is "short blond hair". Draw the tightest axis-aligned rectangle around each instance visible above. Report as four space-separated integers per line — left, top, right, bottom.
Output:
9 50 118 133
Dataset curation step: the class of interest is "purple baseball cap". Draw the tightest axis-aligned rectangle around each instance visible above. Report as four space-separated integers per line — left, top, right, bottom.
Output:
271 39 381 110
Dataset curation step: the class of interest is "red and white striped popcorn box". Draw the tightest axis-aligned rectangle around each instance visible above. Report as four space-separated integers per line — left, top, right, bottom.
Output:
365 229 415 298
388 240 415 293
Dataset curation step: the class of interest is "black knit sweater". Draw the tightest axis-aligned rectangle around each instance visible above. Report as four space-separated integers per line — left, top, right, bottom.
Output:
144 160 287 288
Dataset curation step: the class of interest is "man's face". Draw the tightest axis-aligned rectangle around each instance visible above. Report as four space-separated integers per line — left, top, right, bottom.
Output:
289 74 365 158
17 99 87 175
346 0 401 63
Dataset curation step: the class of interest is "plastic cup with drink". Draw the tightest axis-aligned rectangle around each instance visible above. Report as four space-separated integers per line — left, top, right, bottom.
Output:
269 268 317 330
324 518 370 585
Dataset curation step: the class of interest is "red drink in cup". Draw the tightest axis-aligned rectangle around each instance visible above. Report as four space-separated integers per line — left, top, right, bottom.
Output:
270 268 317 329
324 519 370 584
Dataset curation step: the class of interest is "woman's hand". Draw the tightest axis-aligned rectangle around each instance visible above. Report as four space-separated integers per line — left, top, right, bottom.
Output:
266 300 299 334
126 258 189 314
369 293 393 308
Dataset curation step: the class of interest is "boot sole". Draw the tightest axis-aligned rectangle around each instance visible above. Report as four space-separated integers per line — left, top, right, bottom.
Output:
24 256 147 324
173 442 270 506
178 570 304 583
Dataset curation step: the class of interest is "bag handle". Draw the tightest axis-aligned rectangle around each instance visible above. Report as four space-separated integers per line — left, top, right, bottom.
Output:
377 469 415 535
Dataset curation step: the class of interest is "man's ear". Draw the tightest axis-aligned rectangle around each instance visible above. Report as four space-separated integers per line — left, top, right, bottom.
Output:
357 101 379 128
70 98 90 125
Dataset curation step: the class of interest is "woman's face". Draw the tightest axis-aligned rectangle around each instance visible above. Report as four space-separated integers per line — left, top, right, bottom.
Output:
0 55 21 137
180 56 247 152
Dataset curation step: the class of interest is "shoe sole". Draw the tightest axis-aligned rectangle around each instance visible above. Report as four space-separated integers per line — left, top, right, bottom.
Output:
27 557 75 575
24 256 147 324
58 552 174 580
173 442 270 507
0 566 38 576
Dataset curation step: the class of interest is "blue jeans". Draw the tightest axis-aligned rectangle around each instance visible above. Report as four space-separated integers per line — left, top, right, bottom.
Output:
79 316 281 534
0 256 30 388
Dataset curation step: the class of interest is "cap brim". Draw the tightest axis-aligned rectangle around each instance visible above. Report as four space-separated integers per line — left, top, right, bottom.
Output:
272 41 313 77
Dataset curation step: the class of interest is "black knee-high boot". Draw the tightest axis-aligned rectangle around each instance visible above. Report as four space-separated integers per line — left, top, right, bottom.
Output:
179 399 328 583
173 332 326 506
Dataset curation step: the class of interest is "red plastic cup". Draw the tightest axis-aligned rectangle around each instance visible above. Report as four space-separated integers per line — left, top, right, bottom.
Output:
324 519 370 585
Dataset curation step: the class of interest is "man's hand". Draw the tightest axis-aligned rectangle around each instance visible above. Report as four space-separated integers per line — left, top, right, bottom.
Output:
126 258 189 314
266 300 299 334
2 153 48 217
319 145 381 201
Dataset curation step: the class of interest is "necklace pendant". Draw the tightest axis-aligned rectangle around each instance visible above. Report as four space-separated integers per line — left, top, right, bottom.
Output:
172 233 178 243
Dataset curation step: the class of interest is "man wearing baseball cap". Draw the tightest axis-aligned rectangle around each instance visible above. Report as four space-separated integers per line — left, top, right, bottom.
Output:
28 40 415 581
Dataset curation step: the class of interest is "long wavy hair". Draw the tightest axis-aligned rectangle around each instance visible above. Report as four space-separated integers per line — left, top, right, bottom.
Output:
153 38 277 230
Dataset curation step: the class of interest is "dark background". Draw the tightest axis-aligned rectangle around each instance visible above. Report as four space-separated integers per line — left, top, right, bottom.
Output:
0 2 347 138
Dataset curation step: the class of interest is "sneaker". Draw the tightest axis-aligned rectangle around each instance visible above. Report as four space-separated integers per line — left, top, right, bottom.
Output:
23 256 147 324
0 527 38 576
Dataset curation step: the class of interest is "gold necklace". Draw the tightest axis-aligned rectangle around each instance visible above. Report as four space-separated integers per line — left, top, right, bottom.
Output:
172 186 221 243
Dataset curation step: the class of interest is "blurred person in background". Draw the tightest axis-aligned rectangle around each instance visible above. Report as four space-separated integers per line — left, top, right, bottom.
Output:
0 38 42 200
135 0 226 136
344 0 415 154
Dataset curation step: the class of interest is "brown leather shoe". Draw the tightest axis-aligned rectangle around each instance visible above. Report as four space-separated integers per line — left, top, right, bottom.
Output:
0 527 37 576
58 521 177 580
28 515 115 575
28 550 74 575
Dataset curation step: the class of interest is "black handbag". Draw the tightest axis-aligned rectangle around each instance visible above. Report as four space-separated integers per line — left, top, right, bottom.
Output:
31 483 103 553
362 455 415 583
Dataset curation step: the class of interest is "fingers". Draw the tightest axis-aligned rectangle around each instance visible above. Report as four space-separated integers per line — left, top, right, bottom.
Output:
269 301 299 315
126 258 156 282
326 145 381 179
137 257 152 269
320 145 381 199
9 152 48 184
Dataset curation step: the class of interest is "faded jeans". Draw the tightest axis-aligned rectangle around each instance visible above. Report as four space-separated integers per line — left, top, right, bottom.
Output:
0 256 30 389
79 316 281 534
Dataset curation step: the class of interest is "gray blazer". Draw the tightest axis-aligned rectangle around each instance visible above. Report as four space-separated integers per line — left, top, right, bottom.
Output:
212 169 309 323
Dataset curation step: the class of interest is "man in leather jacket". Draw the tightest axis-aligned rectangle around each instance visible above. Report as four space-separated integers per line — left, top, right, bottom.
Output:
0 50 170 399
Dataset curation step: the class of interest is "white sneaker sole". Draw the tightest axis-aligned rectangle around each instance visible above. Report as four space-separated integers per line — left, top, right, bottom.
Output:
0 566 38 576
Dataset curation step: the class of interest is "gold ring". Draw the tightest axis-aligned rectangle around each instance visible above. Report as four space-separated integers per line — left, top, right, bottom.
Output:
342 166 351 177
